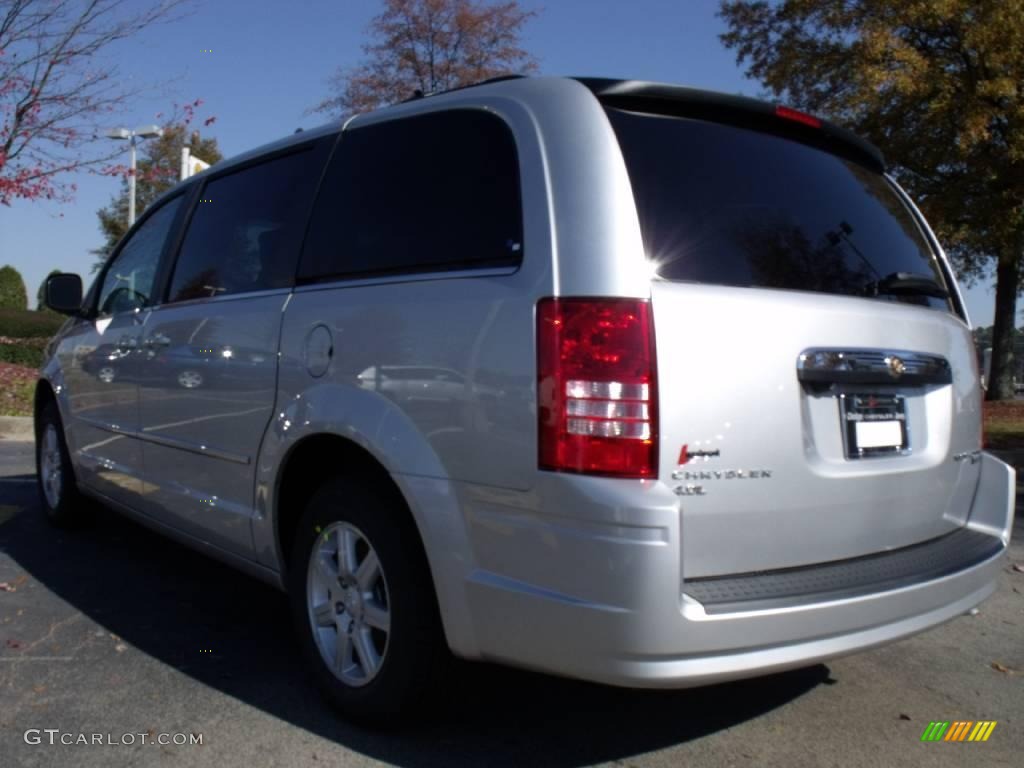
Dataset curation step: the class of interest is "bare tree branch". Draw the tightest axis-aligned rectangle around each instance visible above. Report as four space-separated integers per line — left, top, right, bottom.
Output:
0 0 193 204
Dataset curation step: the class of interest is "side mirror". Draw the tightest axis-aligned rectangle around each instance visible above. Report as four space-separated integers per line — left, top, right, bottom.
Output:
45 273 83 315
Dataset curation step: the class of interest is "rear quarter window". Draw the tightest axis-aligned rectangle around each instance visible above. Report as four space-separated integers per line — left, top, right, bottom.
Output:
298 109 523 282
606 108 952 311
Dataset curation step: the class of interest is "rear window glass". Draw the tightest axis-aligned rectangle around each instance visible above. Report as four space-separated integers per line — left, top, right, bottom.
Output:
606 108 951 311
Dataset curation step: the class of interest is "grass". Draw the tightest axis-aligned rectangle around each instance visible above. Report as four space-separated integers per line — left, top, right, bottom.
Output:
0 363 37 417
983 400 1024 451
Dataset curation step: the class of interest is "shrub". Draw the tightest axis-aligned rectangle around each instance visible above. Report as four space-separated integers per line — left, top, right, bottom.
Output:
0 308 66 338
0 265 28 310
0 344 45 368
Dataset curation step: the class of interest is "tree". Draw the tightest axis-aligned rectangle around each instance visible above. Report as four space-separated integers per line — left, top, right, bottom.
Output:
312 0 538 117
1 0 188 205
972 325 993 352
36 268 60 311
91 102 221 272
719 0 1024 399
0 263 27 309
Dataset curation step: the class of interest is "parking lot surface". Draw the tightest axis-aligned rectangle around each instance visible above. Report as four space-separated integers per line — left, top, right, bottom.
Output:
1 439 1021 767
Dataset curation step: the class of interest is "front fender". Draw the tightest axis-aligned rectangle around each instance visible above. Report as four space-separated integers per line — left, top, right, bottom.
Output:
37 348 70 435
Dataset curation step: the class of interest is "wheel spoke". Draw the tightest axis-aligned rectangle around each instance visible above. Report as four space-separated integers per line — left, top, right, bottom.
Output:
363 600 390 632
354 549 380 592
314 553 337 587
338 527 359 579
352 626 380 677
312 601 335 628
335 626 353 672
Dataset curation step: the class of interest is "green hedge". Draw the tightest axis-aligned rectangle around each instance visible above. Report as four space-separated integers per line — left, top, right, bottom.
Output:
0 344 44 368
0 308 66 338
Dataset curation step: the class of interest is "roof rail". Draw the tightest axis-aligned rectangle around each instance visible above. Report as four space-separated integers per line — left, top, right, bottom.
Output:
400 73 527 103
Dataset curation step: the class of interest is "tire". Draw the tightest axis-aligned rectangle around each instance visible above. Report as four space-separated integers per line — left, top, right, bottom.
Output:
288 475 446 724
35 401 88 527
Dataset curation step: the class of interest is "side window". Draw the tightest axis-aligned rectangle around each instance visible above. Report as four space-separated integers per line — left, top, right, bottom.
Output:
299 109 523 281
167 142 329 303
97 195 184 316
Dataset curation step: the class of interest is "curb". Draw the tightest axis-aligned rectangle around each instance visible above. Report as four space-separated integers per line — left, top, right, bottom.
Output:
0 416 33 442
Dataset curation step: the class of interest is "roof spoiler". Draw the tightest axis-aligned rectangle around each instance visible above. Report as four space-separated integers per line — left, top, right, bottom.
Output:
574 77 885 173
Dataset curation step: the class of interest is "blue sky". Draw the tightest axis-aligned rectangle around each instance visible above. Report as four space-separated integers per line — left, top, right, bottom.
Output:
0 0 998 323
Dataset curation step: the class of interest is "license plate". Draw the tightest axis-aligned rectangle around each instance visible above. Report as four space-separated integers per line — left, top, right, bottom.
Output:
839 393 908 458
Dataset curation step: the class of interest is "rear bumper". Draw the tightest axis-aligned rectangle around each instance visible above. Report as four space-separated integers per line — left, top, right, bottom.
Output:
457 452 1014 688
683 526 1002 614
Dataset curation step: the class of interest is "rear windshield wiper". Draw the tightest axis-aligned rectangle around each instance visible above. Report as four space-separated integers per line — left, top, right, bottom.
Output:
867 272 948 300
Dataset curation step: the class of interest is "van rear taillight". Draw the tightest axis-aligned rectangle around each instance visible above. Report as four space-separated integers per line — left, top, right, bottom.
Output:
537 298 658 478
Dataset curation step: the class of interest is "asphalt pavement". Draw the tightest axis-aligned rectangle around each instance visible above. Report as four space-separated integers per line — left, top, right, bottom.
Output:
0 438 1021 768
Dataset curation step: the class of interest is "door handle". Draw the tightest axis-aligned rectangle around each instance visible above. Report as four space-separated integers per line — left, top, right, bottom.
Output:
115 335 138 353
143 336 170 350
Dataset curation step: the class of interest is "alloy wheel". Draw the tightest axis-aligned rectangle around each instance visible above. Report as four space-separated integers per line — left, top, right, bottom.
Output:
40 423 63 509
306 521 391 687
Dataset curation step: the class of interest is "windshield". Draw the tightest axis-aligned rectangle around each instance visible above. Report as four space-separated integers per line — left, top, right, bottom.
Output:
606 108 952 311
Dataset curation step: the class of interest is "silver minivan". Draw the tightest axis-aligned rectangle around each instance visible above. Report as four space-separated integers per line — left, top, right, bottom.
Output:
36 76 1015 721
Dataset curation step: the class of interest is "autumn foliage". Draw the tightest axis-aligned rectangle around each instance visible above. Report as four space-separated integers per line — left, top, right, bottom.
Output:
720 0 1024 399
313 0 538 117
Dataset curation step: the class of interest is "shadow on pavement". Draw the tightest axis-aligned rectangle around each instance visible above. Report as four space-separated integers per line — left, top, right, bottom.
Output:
0 487 828 767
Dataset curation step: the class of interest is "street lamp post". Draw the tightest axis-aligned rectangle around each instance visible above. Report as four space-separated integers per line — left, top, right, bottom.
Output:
105 125 163 227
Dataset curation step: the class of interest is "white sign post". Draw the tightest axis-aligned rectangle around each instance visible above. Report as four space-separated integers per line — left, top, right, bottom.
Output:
180 146 212 180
